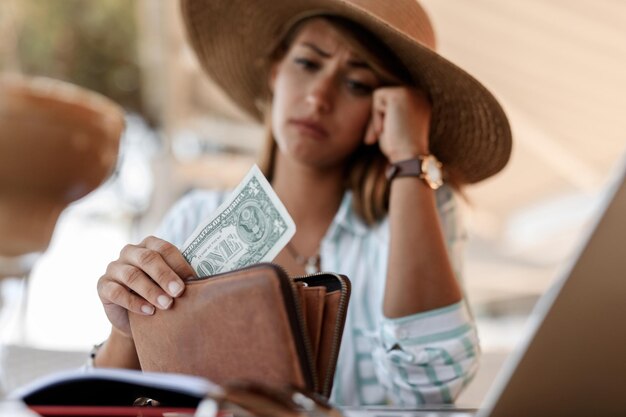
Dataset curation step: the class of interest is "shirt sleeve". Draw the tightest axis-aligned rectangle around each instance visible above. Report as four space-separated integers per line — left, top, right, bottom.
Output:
373 301 480 404
371 187 480 405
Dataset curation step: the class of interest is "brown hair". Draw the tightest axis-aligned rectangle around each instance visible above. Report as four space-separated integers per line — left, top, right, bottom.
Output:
257 15 455 225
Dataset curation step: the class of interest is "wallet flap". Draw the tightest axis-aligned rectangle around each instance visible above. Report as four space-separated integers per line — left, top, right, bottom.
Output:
294 274 351 397
296 285 326 365
317 291 342 397
129 264 314 392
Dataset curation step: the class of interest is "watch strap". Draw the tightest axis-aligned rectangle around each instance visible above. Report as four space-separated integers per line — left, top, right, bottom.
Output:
385 157 425 181
386 156 444 190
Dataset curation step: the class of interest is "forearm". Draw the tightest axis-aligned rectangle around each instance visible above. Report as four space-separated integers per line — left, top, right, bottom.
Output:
383 178 462 318
373 301 480 404
93 327 141 370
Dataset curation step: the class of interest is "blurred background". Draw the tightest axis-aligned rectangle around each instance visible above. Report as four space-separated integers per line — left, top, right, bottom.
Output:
0 0 625 405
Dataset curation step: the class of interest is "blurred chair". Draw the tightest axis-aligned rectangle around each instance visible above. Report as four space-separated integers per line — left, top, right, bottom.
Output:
0 74 124 338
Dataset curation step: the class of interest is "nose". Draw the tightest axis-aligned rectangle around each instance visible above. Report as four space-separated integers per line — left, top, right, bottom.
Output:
305 75 334 113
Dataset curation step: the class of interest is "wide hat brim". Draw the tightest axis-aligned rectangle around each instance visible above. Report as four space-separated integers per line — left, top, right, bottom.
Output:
181 0 512 184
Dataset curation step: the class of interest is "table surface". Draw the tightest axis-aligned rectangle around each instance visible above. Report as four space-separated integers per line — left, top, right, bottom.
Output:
341 405 477 417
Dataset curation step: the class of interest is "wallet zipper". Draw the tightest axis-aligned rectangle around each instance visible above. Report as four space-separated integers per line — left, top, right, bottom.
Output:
271 263 320 393
324 274 349 397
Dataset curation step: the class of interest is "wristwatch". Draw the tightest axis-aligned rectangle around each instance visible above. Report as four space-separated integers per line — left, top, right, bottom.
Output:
385 155 444 190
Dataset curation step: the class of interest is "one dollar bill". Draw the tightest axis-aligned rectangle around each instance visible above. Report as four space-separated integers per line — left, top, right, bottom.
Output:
181 165 295 277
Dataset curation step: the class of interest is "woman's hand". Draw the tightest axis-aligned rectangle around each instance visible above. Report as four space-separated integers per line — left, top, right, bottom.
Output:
364 87 432 162
97 236 196 336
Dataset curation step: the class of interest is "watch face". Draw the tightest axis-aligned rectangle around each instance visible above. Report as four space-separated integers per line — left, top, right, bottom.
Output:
421 155 443 189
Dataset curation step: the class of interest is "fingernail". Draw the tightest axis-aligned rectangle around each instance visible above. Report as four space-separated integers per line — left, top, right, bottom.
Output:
157 295 172 309
168 281 183 296
141 305 155 315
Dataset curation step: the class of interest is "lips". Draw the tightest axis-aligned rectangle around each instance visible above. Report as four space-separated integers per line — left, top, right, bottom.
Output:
289 118 329 139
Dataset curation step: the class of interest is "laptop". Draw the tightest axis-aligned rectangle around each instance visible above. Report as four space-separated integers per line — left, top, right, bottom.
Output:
344 154 626 417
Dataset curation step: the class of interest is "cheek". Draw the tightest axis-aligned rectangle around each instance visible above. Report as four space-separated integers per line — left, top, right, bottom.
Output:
338 101 372 147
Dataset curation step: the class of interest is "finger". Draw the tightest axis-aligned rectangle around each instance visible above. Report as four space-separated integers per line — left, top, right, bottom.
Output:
122 242 186 298
364 118 378 145
373 90 388 113
143 236 197 281
107 262 175 310
373 109 385 137
98 276 156 316
371 91 387 137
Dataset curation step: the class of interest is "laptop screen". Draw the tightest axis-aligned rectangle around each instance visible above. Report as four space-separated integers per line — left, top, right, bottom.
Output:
478 155 626 417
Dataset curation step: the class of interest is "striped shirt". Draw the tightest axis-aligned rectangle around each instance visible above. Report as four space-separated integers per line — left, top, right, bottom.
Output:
155 185 479 406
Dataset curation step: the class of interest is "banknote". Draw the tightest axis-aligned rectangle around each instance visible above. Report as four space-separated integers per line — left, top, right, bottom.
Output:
181 165 295 277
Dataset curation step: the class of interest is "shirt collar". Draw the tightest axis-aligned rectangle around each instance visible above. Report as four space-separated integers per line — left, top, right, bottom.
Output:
326 191 370 239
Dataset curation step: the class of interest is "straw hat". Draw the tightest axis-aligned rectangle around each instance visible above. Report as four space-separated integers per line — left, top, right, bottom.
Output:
180 0 512 184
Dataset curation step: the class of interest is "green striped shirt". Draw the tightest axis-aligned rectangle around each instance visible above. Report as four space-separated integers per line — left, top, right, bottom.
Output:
156 185 479 406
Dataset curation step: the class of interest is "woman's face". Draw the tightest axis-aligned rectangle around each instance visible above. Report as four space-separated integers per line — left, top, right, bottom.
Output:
270 18 381 170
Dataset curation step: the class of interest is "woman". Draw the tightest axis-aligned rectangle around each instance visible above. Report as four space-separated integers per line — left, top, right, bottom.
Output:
94 0 512 406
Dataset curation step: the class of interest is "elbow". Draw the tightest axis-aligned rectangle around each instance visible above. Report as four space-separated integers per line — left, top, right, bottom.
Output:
373 324 481 405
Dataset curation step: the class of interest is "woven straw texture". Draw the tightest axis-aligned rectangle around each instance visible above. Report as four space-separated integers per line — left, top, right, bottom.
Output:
181 0 512 184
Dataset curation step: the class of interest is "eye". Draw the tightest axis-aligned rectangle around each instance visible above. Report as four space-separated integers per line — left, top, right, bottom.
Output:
294 57 319 71
346 79 374 96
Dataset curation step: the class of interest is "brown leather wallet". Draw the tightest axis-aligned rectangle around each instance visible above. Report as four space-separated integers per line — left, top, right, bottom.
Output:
128 263 351 398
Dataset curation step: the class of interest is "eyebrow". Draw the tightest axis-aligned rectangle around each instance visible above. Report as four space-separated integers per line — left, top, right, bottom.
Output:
300 42 373 70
